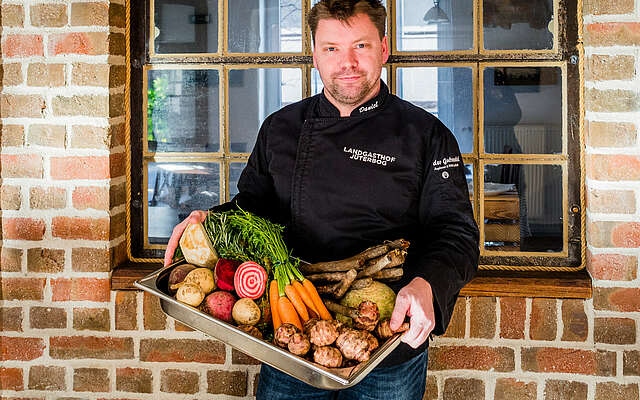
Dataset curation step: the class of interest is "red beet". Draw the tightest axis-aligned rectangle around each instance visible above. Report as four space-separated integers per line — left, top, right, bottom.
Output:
215 258 241 292
200 291 236 323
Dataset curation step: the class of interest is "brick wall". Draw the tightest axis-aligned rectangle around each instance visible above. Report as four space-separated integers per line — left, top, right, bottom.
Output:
1 1 639 400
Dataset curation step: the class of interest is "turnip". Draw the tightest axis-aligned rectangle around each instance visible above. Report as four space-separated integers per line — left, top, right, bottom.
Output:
168 263 197 295
170 267 215 295
175 283 205 307
201 291 236 323
232 298 261 326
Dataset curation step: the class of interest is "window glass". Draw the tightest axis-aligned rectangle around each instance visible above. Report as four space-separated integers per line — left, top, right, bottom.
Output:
229 162 248 199
483 66 562 154
395 0 473 51
153 0 218 54
147 162 220 244
146 68 220 153
483 163 563 252
483 0 554 50
396 66 474 154
228 0 302 53
229 68 303 153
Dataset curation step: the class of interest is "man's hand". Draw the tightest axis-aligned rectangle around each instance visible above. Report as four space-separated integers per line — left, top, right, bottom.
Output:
163 210 208 267
389 277 435 349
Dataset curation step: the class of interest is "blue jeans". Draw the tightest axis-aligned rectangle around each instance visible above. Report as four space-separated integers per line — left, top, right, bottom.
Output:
256 350 428 400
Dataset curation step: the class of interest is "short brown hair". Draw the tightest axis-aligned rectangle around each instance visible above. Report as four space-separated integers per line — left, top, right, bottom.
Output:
308 0 387 43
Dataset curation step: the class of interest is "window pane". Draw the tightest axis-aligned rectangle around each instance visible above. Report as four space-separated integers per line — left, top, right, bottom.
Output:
147 69 220 153
484 163 562 252
229 162 247 199
311 68 387 96
483 66 562 155
153 0 218 54
147 162 220 244
395 0 473 51
229 68 302 153
483 0 554 50
228 0 302 53
396 66 473 154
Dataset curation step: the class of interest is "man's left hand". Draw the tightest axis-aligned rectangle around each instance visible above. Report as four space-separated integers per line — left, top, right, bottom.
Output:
389 277 435 348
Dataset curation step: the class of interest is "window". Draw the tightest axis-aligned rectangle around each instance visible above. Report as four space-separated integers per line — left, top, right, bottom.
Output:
127 0 583 272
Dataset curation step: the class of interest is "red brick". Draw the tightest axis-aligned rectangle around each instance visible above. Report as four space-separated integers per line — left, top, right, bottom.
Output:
161 369 199 394
28 124 66 147
115 291 137 330
3 35 44 57
30 186 67 210
469 297 496 338
70 125 110 149
587 121 637 148
1 185 22 210
49 32 109 56
73 368 109 392
443 378 484 400
443 297 465 338
174 321 195 331
50 336 134 360
530 298 557 341
612 222 640 247
27 248 65 273
424 375 437 400
1 307 23 331
522 347 616 375
116 368 152 393
1 247 23 272
72 247 110 272
1 94 45 118
500 297 525 339
585 0 635 15
1 154 43 178
624 350 640 376
71 2 109 26
495 378 536 400
594 287 640 312
2 4 24 27
544 380 588 400
587 250 637 281
140 339 225 364
1 125 25 146
30 307 67 329
73 186 109 210
3 63 23 86
587 154 640 181
587 55 636 81
52 217 109 241
52 95 109 117
1 278 45 301
51 156 110 180
143 292 166 330
428 345 515 372
0 367 24 391
588 188 636 214
232 349 260 365
586 23 640 47
110 152 126 178
595 317 636 344
28 365 66 391
595 382 639 400
1 337 45 361
561 299 589 342
207 370 247 396
588 220 640 248
72 278 110 302
51 278 71 301
73 308 110 331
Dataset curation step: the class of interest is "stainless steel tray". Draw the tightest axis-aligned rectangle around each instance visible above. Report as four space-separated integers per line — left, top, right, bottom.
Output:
134 261 402 390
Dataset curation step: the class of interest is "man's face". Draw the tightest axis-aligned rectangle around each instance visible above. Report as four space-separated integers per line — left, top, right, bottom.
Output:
313 13 389 112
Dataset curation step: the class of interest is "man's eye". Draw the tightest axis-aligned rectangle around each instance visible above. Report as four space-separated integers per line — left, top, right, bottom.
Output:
356 43 366 48
327 47 336 52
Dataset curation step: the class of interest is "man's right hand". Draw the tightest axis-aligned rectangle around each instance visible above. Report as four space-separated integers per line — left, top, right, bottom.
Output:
164 210 208 266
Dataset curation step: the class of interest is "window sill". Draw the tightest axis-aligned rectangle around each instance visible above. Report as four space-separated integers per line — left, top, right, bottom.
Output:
112 263 592 299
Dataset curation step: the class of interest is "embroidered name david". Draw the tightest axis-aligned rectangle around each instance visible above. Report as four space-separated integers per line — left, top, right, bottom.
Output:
344 147 396 166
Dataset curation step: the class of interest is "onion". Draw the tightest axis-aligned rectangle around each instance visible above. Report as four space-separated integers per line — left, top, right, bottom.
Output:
234 261 267 299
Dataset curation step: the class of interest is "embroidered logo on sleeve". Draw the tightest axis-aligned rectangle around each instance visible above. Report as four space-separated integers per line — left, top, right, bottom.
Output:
433 156 460 172
344 147 396 166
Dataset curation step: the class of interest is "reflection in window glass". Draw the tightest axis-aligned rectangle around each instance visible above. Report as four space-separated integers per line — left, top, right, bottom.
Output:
228 0 302 53
229 68 302 153
483 66 562 155
229 162 247 199
311 68 387 97
483 0 554 50
147 162 220 244
395 0 473 51
154 0 218 54
484 163 562 252
147 69 220 153
396 66 473 154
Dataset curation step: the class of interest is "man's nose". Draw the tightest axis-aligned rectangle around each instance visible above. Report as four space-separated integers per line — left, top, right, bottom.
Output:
341 48 358 69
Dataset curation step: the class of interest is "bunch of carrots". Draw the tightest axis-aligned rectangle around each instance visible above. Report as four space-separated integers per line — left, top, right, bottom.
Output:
270 262 332 332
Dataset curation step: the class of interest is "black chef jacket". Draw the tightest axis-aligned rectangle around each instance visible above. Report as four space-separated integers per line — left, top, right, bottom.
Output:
214 81 479 366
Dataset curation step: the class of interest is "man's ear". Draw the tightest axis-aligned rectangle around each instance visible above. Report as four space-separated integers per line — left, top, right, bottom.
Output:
312 47 318 70
381 35 389 64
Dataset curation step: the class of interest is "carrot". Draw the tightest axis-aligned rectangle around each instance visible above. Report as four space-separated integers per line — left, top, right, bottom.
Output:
302 278 332 320
278 296 302 331
307 306 319 319
269 279 281 332
292 280 319 316
285 283 309 322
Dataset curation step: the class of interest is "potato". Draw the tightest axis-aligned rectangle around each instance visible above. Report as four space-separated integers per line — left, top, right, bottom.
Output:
232 298 261 326
175 283 205 307
168 264 197 295
171 268 215 295
201 291 236 323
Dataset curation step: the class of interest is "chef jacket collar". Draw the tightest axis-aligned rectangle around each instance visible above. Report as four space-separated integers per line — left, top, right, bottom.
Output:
315 80 389 118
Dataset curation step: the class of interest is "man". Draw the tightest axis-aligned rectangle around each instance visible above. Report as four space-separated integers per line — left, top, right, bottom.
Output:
164 1 478 398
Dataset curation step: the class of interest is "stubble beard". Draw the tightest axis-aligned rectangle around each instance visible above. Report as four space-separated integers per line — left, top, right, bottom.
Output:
324 75 377 108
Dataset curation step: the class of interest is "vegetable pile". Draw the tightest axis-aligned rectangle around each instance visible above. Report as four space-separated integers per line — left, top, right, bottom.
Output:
170 207 410 370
